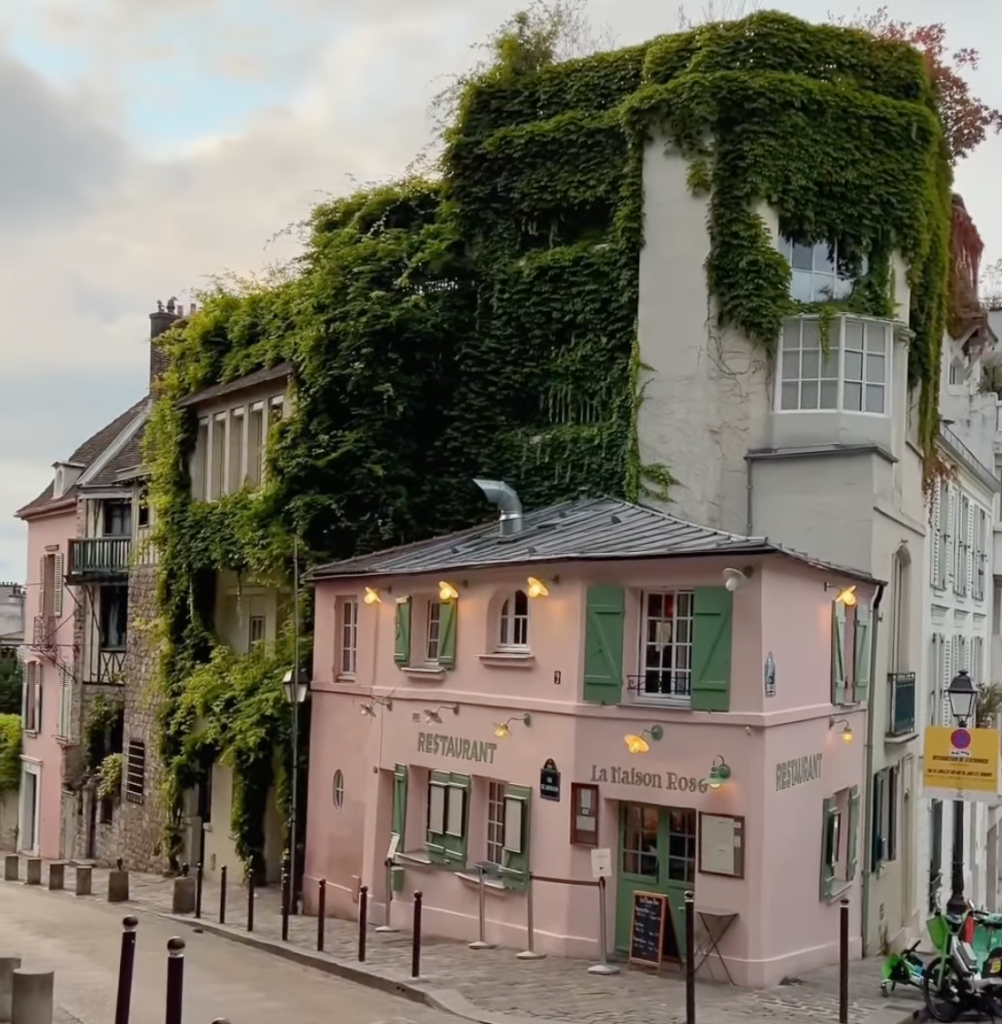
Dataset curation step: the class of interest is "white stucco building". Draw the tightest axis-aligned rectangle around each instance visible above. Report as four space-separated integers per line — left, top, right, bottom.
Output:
0 583 25 649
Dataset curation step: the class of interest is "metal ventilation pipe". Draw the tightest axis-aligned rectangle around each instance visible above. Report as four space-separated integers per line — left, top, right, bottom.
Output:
474 479 523 536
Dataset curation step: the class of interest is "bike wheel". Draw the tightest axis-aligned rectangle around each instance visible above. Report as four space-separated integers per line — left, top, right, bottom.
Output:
922 957 964 1023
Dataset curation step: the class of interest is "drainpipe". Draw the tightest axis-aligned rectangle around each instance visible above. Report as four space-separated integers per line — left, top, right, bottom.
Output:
860 581 886 958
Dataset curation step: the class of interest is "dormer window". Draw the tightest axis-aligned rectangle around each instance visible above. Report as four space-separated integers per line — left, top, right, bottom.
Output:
779 237 860 303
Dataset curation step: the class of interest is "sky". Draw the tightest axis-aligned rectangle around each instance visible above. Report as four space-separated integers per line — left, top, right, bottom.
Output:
2 0 1001 582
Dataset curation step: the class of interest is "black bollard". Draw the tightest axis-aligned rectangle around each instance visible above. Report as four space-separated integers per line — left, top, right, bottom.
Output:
219 865 227 925
165 937 185 1024
281 869 290 942
839 898 849 1024
411 891 423 979
684 890 695 1024
358 884 368 962
195 861 203 920
247 873 254 933
114 915 138 1024
317 879 326 952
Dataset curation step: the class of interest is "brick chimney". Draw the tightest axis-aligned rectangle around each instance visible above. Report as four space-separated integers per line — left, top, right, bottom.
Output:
149 297 180 384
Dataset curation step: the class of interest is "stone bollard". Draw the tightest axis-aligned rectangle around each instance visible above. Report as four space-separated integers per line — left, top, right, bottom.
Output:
24 862 41 887
46 864 64 892
11 968 53 1024
74 866 91 897
0 956 22 1023
3 858 17 883
172 876 196 915
108 868 129 904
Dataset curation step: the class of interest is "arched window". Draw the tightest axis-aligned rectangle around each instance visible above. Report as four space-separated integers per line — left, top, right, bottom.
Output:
498 590 529 648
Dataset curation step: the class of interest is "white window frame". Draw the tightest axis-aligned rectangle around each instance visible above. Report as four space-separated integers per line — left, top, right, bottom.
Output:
22 662 41 735
779 237 859 304
637 591 694 703
57 667 72 741
486 781 506 865
338 598 359 678
497 590 529 650
18 760 41 856
249 615 266 647
776 316 891 417
425 601 443 664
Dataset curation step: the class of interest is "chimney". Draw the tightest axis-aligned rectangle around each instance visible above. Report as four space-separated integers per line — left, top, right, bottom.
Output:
474 479 523 536
149 297 180 384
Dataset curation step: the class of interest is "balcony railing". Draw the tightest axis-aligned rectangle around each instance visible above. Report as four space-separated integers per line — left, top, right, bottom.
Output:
888 672 917 737
67 538 132 582
31 615 57 650
93 649 125 685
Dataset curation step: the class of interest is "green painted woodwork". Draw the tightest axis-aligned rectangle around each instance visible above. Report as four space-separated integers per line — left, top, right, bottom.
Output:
426 770 470 866
439 599 457 669
821 796 837 899
583 586 625 704
392 763 408 840
691 587 732 712
831 602 847 705
847 786 860 880
854 604 872 703
394 598 412 667
500 783 532 891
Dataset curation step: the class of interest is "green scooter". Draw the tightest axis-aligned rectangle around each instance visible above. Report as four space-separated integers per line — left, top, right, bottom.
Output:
881 940 926 995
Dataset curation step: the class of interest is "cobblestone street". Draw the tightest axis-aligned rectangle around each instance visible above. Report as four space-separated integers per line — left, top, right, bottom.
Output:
2 858 924 1024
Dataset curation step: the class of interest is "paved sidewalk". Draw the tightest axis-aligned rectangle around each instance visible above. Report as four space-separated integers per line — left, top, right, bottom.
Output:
5 857 925 1024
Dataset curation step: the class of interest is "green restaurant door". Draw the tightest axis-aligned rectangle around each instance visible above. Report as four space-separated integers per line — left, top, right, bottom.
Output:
615 802 697 960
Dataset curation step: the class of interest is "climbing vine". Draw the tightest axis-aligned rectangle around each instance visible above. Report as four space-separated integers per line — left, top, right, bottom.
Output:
0 715 21 794
147 9 955 867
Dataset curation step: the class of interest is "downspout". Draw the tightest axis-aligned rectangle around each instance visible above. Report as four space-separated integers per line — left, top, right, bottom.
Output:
860 580 886 958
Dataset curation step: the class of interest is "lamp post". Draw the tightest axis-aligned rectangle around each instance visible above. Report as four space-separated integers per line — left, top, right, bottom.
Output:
946 670 977 915
283 667 308 915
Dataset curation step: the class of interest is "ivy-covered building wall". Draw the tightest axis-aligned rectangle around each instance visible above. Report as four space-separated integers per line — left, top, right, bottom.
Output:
143 11 953 872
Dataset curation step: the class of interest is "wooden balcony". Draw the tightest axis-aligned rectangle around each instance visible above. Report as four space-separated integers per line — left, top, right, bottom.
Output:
67 538 132 583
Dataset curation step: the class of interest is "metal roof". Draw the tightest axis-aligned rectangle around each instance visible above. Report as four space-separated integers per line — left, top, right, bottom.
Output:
176 362 292 408
310 496 880 585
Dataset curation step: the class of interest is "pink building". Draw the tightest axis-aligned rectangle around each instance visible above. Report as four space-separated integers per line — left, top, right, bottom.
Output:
304 483 880 988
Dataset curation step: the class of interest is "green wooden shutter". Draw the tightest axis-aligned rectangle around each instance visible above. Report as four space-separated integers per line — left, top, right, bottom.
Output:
691 587 733 712
820 797 837 899
853 604 872 703
831 602 846 705
847 786 860 880
871 771 884 871
501 784 532 891
583 586 625 705
439 599 457 669
394 598 412 666
392 764 408 839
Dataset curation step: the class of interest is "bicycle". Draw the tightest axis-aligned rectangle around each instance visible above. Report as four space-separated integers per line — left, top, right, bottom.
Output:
923 906 1002 1021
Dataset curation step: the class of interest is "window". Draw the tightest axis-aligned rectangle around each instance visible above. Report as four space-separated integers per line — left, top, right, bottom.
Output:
228 408 245 493
211 416 227 499
640 591 693 700
621 804 659 878
392 764 408 840
933 480 948 589
270 398 284 425
249 616 266 647
498 590 529 648
137 492 150 530
338 598 359 677
100 585 129 650
486 781 506 865
779 237 858 303
332 770 344 809
21 662 41 734
426 771 469 865
426 601 442 663
194 419 209 500
778 317 890 415
57 666 72 741
125 740 146 804
666 808 697 883
821 786 860 898
831 599 872 705
976 507 988 600
103 501 132 537
570 783 599 846
956 495 971 596
872 767 898 870
37 552 64 620
248 404 265 486
889 553 909 674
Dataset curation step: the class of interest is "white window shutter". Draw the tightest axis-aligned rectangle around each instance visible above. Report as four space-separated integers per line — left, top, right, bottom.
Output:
946 488 955 586
932 486 943 587
966 504 974 595
942 635 953 726
37 557 45 614
53 554 64 618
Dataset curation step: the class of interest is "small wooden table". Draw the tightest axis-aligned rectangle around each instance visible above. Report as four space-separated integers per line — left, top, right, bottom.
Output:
693 908 739 985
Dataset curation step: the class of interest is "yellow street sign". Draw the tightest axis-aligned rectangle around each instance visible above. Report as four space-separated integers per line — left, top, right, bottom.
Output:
923 726 1000 801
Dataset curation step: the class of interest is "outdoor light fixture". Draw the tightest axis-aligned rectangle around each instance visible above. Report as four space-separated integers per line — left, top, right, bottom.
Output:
494 713 531 739
424 703 459 724
438 581 459 602
624 724 664 755
282 669 309 706
722 567 752 593
825 582 857 607
948 670 976 726
364 587 382 605
527 577 550 598
361 697 393 717
829 717 853 744
707 755 731 789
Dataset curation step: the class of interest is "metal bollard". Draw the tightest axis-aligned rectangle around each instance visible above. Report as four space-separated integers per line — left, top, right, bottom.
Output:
586 877 618 975
219 866 227 925
246 874 254 933
411 891 423 978
195 862 203 920
839 898 849 1024
165 938 185 1024
516 875 546 960
358 885 368 962
115 916 138 1024
281 870 290 942
685 890 695 1024
469 864 496 950
317 879 326 953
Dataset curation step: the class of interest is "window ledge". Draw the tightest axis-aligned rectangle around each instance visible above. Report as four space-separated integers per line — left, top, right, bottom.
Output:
335 673 358 684
401 666 446 682
885 732 918 746
825 881 853 903
479 652 535 668
456 871 508 892
630 697 691 710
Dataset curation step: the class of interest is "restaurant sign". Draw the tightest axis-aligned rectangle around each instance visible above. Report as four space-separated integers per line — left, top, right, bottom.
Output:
589 765 710 793
417 731 498 764
775 753 822 792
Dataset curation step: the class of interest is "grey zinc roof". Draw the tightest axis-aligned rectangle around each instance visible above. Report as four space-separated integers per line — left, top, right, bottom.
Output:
310 496 880 585
176 361 292 408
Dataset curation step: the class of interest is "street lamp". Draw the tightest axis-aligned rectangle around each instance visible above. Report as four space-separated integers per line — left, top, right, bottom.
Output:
283 667 309 914
946 670 976 915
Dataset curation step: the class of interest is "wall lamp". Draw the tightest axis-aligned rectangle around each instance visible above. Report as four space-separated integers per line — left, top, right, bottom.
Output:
624 724 663 755
438 581 459 602
707 755 731 789
825 582 857 607
361 697 394 717
722 567 753 593
527 577 550 598
494 713 531 739
829 717 853 743
364 587 382 605
424 703 459 724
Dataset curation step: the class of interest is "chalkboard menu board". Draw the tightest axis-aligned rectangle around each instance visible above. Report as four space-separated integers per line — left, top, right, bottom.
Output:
628 891 667 968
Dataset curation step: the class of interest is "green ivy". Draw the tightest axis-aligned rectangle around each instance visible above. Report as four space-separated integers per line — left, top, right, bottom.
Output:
146 9 951 867
0 715 20 794
96 753 123 801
